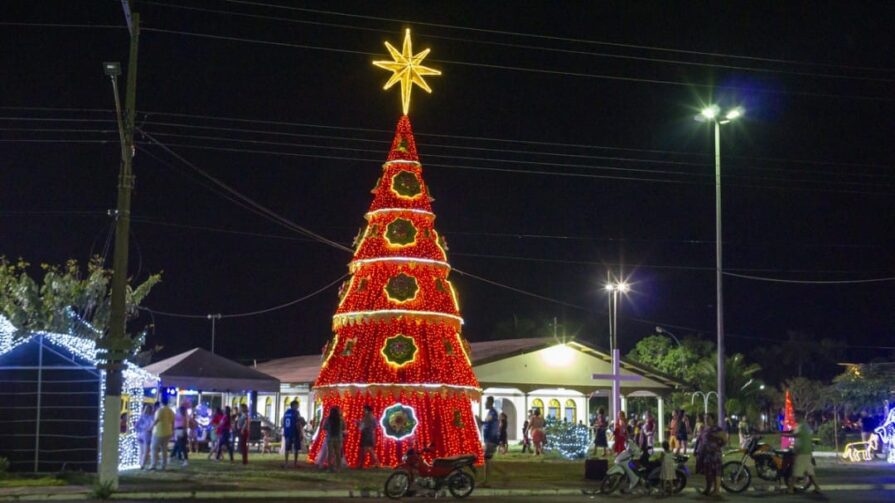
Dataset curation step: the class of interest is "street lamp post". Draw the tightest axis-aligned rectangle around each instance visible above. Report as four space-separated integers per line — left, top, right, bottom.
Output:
696 104 743 430
655 326 686 373
604 279 629 423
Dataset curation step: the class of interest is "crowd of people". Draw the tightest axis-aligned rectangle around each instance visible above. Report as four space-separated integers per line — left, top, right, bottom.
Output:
588 407 821 496
134 396 255 471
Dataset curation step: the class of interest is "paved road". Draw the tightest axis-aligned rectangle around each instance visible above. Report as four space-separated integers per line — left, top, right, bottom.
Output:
58 493 894 503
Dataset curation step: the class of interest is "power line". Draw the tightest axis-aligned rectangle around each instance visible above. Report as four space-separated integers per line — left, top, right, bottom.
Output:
136 129 895 190
723 272 895 285
139 26 894 103
220 0 895 73
130 140 895 197
140 272 347 319
138 129 354 253
7 109 894 174
142 0 895 84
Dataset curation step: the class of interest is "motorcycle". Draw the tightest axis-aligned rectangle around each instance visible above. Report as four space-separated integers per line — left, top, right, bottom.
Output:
601 444 647 495
721 435 813 493
383 444 477 499
600 444 689 495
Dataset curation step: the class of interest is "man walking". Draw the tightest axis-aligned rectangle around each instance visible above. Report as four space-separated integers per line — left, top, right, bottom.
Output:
787 411 822 494
481 396 500 486
150 396 175 470
282 400 306 467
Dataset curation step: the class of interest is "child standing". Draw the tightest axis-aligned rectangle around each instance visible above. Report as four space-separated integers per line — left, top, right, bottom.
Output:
659 440 677 495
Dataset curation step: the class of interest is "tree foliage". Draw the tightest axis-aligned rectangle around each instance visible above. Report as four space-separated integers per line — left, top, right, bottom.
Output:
625 334 712 384
833 363 894 413
782 377 827 419
0 256 161 357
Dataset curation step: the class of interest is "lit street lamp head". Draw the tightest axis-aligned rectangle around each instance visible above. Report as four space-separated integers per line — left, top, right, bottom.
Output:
725 107 743 120
700 105 720 120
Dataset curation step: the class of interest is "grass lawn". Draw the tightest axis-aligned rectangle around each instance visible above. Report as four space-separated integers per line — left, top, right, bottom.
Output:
119 446 600 493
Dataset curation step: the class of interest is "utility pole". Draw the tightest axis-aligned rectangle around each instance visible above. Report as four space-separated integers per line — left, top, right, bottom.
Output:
97 1 139 489
208 314 222 353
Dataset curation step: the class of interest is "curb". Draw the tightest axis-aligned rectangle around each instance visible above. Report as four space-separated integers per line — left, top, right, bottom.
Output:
3 484 895 501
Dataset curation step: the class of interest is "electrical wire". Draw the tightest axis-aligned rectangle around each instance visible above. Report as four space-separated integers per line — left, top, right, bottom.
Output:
131 140 895 197
140 272 347 319
723 272 895 284
137 129 354 253
6 108 894 173
142 0 895 83
139 26 894 102
220 0 895 73
137 129 895 190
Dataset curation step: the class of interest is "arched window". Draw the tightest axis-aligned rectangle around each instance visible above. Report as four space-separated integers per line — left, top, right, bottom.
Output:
564 399 577 423
530 399 544 417
264 397 273 419
548 399 561 419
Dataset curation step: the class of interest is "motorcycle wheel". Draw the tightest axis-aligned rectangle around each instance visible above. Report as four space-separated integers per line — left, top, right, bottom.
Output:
384 471 411 500
673 468 688 494
447 470 475 499
720 461 751 493
600 473 623 494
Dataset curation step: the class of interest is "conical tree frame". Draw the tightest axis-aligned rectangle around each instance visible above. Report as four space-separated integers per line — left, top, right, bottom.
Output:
309 115 483 467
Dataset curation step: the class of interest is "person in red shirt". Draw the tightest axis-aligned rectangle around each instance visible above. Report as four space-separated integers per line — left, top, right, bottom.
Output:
613 410 628 454
207 407 224 460
215 406 234 462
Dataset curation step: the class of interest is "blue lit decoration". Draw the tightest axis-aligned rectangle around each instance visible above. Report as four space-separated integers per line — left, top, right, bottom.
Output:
380 402 419 441
544 417 590 459
0 314 158 470
875 408 895 464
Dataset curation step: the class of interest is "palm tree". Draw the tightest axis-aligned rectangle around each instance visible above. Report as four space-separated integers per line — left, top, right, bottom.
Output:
695 353 765 420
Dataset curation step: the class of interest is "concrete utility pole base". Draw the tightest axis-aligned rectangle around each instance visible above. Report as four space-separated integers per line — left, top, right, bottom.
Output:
98 394 122 489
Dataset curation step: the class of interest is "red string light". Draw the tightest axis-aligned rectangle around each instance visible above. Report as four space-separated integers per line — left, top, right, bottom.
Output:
311 115 483 467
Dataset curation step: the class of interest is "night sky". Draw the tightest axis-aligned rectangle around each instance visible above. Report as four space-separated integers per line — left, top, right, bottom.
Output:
2 1 894 371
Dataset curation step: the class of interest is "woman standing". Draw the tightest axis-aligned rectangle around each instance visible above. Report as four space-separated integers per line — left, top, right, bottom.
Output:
497 412 509 454
236 404 250 465
215 406 234 462
323 406 345 472
695 413 726 496
357 405 380 468
612 410 628 454
674 410 692 455
521 413 532 454
529 408 547 455
208 407 223 460
592 408 608 457
137 404 155 469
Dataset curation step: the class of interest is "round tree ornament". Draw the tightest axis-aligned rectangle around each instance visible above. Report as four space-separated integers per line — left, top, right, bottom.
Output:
385 218 418 246
384 273 419 303
381 402 419 440
391 170 422 198
381 334 418 367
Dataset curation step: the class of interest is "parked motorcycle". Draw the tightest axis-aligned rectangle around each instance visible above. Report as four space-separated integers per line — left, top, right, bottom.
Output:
721 435 813 493
383 444 476 499
601 444 648 495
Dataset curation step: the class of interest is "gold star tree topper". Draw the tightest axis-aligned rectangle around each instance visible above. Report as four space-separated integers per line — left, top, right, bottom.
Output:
373 29 441 115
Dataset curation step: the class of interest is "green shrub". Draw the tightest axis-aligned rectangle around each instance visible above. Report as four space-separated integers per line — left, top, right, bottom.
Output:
817 421 845 447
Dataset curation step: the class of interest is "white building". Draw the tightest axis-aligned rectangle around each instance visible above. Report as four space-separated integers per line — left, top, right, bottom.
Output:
254 337 683 442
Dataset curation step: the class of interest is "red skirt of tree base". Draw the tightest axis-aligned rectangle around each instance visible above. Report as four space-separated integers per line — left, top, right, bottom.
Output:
309 391 483 468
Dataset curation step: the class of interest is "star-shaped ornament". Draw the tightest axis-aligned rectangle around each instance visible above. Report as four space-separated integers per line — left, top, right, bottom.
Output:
373 29 441 115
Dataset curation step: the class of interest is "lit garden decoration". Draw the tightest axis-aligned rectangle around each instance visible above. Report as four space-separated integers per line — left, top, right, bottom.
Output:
308 29 483 468
0 314 157 471
544 418 591 459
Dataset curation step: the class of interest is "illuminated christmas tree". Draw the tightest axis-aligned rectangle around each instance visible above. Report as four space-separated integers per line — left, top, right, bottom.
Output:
781 389 796 449
309 29 483 467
